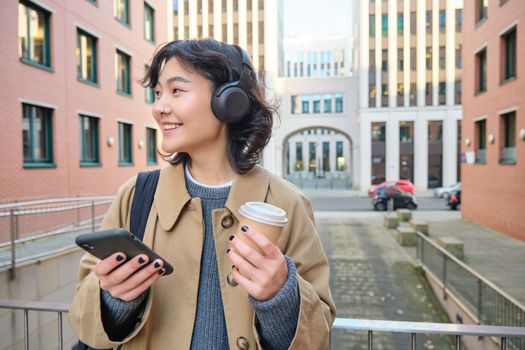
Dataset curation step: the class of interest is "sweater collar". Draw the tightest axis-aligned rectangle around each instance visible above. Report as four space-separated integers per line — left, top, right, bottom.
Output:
154 163 270 231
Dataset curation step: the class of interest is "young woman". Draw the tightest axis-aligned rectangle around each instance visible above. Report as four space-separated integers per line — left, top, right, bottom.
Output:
69 39 335 350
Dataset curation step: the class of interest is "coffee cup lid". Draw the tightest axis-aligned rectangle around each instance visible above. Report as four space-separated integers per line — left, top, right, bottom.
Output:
238 202 288 227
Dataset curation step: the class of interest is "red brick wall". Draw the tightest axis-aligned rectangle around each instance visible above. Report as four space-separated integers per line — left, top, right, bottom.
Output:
0 0 168 203
461 0 525 241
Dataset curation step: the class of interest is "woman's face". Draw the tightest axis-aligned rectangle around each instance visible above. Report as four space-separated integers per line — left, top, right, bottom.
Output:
152 57 226 156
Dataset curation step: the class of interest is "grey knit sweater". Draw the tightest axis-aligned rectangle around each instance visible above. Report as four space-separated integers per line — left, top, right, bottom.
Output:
100 168 300 349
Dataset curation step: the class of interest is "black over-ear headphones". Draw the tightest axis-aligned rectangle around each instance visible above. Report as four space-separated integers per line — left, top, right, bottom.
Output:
211 45 253 124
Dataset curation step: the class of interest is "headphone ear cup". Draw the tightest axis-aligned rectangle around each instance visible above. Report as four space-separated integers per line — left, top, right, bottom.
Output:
211 84 251 124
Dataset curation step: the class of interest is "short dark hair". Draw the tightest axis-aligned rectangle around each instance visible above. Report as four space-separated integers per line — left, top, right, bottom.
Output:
142 39 278 174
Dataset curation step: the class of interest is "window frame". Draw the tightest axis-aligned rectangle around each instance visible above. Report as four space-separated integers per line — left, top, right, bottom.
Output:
116 50 132 96
501 26 517 83
475 119 487 164
79 114 100 166
22 103 55 168
500 111 516 164
146 127 158 165
118 122 133 166
144 2 155 43
114 0 130 27
476 48 488 94
19 1 52 70
77 28 98 85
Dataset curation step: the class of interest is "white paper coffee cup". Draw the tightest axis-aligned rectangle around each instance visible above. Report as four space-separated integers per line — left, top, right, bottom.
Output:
237 202 288 254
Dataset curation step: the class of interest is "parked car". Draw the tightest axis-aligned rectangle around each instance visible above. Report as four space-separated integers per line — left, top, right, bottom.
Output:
372 186 418 211
434 182 461 199
447 190 461 210
368 179 416 197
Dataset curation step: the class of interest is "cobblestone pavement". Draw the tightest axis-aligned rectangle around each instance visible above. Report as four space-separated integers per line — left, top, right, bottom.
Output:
316 211 455 350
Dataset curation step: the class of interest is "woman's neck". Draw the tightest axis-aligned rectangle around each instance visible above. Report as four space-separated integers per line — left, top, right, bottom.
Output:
186 154 236 186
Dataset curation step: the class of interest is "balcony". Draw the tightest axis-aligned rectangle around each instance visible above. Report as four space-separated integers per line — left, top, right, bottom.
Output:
476 149 487 164
500 147 516 164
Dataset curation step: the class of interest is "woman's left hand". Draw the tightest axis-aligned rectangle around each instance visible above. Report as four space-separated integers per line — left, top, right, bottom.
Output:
227 225 288 301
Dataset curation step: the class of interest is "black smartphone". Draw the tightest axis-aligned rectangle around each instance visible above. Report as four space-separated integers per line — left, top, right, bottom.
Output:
75 228 173 275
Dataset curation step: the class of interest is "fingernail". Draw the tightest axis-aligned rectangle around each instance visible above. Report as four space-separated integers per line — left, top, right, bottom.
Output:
159 268 165 275
116 255 124 262
232 265 235 269
229 235 235 241
227 248 231 254
241 225 249 232
138 257 146 264
154 261 161 269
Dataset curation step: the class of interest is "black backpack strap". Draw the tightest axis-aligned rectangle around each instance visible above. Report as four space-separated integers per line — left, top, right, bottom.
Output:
130 169 160 241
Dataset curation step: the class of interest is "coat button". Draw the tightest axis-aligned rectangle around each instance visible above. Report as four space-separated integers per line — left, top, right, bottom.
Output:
221 215 234 228
227 273 238 287
236 336 249 350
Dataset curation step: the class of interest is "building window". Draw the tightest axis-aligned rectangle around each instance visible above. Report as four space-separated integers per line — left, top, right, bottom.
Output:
322 142 330 172
439 82 446 105
77 29 98 84
313 95 321 113
18 2 51 68
295 142 304 171
336 141 345 171
500 112 516 164
371 122 386 184
410 11 416 35
501 27 516 82
118 122 133 165
369 15 375 37
302 96 310 113
308 142 317 173
475 119 486 163
456 45 462 69
335 94 343 113
116 50 131 95
425 83 432 106
144 2 155 42
428 121 443 188
426 10 432 34
476 0 488 23
382 14 388 37
146 127 157 165
80 115 100 165
410 48 416 71
398 48 404 71
476 48 487 94
439 10 446 32
439 46 446 69
324 95 332 113
115 0 130 25
455 80 462 104
145 65 155 104
399 121 414 182
397 13 403 35
456 9 462 32
22 104 54 166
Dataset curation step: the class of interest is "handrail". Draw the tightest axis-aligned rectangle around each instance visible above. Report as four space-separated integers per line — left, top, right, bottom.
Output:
0 196 114 210
1 299 524 350
333 318 525 338
416 231 525 312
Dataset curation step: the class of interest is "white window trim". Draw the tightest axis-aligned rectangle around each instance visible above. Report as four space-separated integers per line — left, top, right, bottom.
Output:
19 98 57 110
497 106 518 116
25 0 55 13
75 23 100 39
77 110 102 119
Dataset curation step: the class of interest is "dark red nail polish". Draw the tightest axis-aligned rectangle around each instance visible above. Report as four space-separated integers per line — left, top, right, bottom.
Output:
229 235 235 241
138 257 146 264
159 268 165 275
154 261 161 269
116 255 124 262
227 248 231 254
241 225 249 232
232 265 235 269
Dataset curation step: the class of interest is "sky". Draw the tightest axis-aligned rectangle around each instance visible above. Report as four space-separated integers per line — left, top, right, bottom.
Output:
283 0 355 38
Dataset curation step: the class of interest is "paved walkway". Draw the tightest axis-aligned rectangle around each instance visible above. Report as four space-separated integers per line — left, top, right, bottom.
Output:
316 211 455 350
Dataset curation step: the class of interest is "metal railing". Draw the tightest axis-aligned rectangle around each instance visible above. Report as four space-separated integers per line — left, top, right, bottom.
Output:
0 299 69 350
0 196 113 279
1 299 524 350
332 318 525 350
417 232 525 349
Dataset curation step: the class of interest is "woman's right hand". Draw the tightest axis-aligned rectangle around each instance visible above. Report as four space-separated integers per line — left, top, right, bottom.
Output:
94 252 165 301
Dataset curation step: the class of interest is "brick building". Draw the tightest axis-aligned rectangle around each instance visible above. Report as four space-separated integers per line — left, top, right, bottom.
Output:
461 0 525 240
0 0 171 202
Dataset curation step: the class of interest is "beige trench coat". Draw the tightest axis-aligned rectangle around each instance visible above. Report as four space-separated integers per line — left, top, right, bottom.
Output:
68 163 336 349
